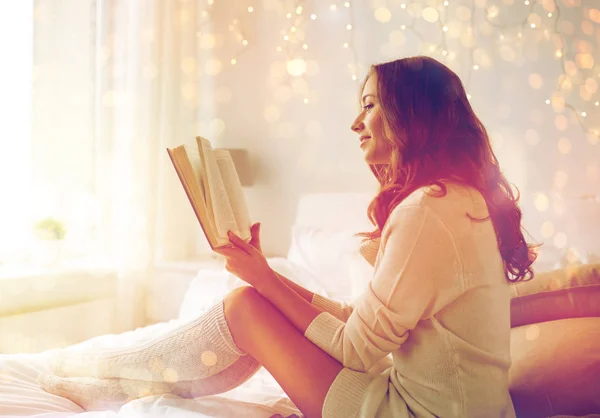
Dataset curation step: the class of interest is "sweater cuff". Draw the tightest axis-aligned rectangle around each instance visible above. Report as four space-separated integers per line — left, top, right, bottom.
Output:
322 368 372 418
311 293 345 318
304 312 345 354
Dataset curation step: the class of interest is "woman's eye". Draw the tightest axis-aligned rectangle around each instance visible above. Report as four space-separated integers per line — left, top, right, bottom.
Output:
363 104 374 111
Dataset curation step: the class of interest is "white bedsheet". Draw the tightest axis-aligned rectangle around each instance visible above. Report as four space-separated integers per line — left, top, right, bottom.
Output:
0 256 371 417
0 319 302 417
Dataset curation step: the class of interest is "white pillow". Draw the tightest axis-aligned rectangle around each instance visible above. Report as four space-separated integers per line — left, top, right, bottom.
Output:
286 225 372 299
178 268 232 320
177 256 346 320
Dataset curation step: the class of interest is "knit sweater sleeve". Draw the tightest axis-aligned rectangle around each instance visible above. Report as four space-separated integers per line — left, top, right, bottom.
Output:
304 201 465 372
311 293 355 322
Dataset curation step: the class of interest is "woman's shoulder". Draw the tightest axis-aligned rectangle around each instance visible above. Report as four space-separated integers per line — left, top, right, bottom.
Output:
392 180 489 224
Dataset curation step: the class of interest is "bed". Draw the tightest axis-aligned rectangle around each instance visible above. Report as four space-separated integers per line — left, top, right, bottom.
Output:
0 192 376 417
3 190 600 417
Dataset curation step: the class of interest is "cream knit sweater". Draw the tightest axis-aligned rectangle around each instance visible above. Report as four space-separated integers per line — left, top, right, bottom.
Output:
305 182 516 418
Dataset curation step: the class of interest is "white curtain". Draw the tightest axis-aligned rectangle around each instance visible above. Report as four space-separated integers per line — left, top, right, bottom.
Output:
30 0 215 330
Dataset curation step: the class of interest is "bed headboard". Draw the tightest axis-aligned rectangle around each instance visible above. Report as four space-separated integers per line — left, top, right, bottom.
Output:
293 192 373 230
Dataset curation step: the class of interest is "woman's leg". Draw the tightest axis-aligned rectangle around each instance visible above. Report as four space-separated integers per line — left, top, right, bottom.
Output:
41 285 372 416
39 292 262 411
224 286 372 418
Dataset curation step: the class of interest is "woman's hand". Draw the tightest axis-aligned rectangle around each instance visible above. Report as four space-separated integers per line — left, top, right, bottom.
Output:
213 222 277 291
247 222 264 254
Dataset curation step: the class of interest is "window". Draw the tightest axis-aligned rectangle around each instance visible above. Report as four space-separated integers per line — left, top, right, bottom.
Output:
0 2 99 267
0 2 34 265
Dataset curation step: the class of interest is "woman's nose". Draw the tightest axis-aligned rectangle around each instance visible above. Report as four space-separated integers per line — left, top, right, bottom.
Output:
351 117 364 133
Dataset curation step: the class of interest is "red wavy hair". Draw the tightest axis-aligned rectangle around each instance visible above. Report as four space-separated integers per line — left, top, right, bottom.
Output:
356 56 538 282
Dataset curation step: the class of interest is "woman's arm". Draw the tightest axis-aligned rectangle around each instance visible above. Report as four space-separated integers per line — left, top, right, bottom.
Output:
273 271 314 303
273 271 355 322
255 273 326 334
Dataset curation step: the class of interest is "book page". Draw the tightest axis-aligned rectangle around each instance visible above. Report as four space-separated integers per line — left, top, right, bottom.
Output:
167 145 218 248
214 150 252 242
197 137 238 246
182 142 213 224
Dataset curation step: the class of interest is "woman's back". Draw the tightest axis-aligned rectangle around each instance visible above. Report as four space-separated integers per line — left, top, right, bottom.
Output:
369 181 514 417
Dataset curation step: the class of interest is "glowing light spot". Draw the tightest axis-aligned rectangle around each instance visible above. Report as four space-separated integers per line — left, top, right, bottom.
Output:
456 6 471 21
201 350 218 367
162 368 179 382
181 83 197 101
534 193 550 212
199 34 216 49
554 115 569 131
205 59 222 75
525 325 540 341
576 54 594 69
557 137 572 154
286 58 307 76
374 7 392 22
541 221 555 238
554 232 567 248
148 357 165 373
499 45 516 62
587 132 599 145
551 95 565 112
181 57 197 74
422 7 439 22
554 170 568 188
209 118 225 136
264 105 281 123
528 73 543 89
474 49 492 68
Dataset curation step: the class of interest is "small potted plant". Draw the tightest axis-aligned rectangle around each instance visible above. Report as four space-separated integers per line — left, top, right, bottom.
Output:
32 217 67 265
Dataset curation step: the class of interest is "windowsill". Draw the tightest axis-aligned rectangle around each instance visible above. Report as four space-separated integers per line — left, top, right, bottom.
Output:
0 259 118 317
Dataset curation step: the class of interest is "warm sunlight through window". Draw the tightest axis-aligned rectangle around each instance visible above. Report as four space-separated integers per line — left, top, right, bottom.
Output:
0 3 34 264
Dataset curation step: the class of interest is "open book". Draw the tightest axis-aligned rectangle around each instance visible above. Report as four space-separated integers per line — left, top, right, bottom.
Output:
167 136 252 250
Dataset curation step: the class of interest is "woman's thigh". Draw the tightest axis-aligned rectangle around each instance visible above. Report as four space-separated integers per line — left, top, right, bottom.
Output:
223 286 349 418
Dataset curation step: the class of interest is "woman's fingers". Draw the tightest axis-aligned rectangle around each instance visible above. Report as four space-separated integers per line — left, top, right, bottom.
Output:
227 231 252 255
212 246 240 258
249 222 262 252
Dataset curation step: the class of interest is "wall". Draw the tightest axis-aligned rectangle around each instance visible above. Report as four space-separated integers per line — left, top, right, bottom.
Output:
195 0 599 267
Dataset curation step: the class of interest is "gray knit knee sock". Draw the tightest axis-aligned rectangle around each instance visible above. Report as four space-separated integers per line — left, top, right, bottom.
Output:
47 300 246 382
38 355 261 411
39 300 262 410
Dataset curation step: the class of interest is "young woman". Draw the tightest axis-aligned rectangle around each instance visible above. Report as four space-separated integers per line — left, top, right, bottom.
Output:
40 56 536 418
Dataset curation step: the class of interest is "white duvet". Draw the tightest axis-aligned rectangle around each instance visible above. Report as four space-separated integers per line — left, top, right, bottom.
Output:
0 257 370 417
0 332 301 417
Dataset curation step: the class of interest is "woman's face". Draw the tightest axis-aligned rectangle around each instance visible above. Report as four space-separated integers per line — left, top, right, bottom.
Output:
350 73 393 165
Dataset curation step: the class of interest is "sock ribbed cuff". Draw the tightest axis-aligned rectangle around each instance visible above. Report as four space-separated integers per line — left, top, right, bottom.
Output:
204 300 246 357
